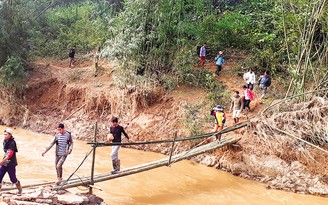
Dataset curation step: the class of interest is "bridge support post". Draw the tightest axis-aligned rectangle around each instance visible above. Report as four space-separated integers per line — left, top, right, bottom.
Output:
167 131 177 166
89 121 98 194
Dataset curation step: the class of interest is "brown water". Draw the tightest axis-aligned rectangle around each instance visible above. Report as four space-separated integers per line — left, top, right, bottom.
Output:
2 126 328 205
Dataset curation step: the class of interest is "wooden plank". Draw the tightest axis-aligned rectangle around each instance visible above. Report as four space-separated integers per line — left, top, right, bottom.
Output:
54 136 241 190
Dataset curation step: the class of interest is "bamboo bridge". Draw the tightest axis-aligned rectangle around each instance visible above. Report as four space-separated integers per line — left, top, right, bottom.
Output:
0 122 247 193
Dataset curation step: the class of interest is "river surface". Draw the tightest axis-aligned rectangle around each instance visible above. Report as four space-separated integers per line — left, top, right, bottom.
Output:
1 126 328 204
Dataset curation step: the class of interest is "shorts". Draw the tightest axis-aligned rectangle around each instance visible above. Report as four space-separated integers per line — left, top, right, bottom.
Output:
232 110 241 118
216 123 224 127
200 56 205 62
259 84 267 89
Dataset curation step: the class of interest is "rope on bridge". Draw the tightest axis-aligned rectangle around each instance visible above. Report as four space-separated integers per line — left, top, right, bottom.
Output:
87 121 248 147
58 148 94 190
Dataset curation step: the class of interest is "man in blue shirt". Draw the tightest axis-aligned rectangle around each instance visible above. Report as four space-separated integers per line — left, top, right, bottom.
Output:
215 51 224 75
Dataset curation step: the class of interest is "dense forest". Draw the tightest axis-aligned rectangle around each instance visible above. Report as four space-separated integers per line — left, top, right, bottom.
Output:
0 0 327 97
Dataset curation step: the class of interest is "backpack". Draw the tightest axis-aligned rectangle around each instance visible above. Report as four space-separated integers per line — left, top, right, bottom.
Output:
263 75 271 86
69 49 75 57
259 75 271 87
247 89 256 101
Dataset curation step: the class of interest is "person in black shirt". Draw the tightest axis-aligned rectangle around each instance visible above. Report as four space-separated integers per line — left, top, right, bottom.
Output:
0 128 22 195
69 46 76 68
107 117 130 173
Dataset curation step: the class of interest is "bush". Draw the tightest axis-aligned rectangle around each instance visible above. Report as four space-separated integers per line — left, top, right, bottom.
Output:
0 57 27 86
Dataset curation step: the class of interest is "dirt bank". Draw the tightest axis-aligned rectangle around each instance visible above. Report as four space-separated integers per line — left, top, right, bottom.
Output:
0 58 328 197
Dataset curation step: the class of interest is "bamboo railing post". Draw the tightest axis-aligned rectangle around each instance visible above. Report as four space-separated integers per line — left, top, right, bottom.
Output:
89 121 98 194
167 131 177 166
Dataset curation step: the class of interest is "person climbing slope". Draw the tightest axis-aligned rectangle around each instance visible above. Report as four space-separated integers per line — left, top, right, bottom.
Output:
214 51 224 75
242 85 256 114
211 105 226 141
69 45 76 68
243 68 256 90
230 90 243 123
258 70 272 100
199 43 206 66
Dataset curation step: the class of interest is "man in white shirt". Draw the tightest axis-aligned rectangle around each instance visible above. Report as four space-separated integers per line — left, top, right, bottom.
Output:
243 68 256 90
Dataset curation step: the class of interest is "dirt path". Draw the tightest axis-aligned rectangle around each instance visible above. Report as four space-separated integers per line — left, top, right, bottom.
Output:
201 60 263 127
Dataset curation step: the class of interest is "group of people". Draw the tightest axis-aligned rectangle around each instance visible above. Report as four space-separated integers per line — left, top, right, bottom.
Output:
200 44 272 140
243 68 272 100
199 43 225 76
0 117 129 195
210 68 272 140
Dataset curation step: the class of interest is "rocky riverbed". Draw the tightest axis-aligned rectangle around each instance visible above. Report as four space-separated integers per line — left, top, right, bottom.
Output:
0 186 106 205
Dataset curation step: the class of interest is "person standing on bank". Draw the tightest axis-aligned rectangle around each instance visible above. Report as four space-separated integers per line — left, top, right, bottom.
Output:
214 51 224 75
69 45 76 68
42 123 73 185
0 128 22 195
243 68 256 90
199 43 206 66
230 90 243 124
210 105 226 141
107 117 130 173
258 70 271 100
242 85 256 114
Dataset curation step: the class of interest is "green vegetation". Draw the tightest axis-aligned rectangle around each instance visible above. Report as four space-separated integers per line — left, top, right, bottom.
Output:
0 0 327 98
0 57 26 86
30 1 109 58
182 103 205 136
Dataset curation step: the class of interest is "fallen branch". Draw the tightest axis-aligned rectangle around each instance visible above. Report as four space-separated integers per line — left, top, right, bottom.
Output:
65 104 86 120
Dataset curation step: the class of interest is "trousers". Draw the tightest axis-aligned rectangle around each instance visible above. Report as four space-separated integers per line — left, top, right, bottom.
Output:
55 155 67 178
0 165 18 184
110 145 121 160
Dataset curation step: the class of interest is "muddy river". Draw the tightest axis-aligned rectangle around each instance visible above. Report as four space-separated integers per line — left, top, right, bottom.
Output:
1 126 328 204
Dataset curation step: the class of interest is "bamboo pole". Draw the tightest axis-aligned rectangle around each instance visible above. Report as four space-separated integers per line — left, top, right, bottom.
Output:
269 124 328 155
65 104 86 120
167 131 177 166
261 88 328 114
89 121 98 194
0 181 56 192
